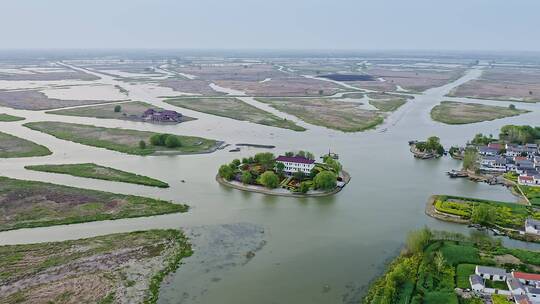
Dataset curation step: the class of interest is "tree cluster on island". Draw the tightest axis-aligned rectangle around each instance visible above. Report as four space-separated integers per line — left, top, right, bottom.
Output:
218 151 343 194
415 136 445 156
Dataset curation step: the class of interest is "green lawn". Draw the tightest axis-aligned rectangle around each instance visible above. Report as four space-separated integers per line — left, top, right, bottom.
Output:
456 264 477 289
25 163 169 188
0 131 52 158
0 176 187 231
423 292 458 304
165 97 305 131
24 121 219 156
0 113 25 122
431 101 529 125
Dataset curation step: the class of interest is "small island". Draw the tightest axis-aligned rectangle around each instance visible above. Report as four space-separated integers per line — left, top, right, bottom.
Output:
430 101 529 125
410 136 445 159
25 163 169 188
0 113 25 122
24 121 220 156
216 151 350 196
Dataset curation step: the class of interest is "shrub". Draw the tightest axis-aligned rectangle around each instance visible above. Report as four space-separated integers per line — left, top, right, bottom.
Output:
299 181 310 193
218 165 234 180
259 171 279 189
139 140 146 149
314 171 337 190
241 171 252 184
164 135 181 148
114 105 122 112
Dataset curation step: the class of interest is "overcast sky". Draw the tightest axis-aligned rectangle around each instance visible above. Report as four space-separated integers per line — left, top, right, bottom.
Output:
1 0 538 51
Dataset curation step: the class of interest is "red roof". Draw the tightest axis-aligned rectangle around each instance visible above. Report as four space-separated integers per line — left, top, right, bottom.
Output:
275 156 315 164
513 271 540 281
515 156 528 161
488 143 502 150
519 176 534 181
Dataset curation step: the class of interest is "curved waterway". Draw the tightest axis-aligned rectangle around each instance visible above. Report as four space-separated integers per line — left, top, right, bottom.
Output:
1 65 540 303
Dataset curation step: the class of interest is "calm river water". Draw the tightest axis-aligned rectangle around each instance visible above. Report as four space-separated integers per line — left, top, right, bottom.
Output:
0 66 539 303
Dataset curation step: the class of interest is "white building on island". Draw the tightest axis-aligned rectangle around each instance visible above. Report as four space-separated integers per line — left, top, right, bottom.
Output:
275 155 315 174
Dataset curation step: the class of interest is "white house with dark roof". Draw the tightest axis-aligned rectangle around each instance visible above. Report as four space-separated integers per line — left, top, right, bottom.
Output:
476 266 508 281
275 156 315 174
525 219 540 235
470 274 485 292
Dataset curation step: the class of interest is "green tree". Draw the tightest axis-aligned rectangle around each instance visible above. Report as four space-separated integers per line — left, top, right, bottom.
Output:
324 157 342 173
260 171 279 189
285 151 294 157
434 251 446 274
471 204 495 225
276 162 285 176
138 140 146 149
462 148 478 171
297 150 306 158
305 151 315 160
150 134 163 146
114 105 122 112
241 171 252 184
150 133 169 146
314 171 337 190
405 227 432 255
165 135 181 148
231 159 241 167
298 181 310 193
218 164 235 180
254 152 275 169
509 104 516 110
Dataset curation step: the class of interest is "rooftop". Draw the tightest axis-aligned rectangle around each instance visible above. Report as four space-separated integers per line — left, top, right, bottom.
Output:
476 266 508 277
275 155 315 164
513 271 540 282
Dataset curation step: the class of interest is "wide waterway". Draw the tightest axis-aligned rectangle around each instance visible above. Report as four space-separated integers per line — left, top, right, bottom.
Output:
1 65 540 303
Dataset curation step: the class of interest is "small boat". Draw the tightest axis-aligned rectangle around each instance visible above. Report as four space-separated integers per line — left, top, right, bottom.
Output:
447 170 468 178
229 148 240 152
408 140 418 145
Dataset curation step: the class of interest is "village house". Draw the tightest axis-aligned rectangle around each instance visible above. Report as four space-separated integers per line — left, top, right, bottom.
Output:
506 144 528 158
476 266 509 281
525 219 540 236
470 274 485 292
479 156 507 172
275 155 315 174
142 109 183 122
479 146 499 156
470 267 540 303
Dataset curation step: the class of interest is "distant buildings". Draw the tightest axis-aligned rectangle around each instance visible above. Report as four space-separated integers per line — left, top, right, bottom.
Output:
275 155 315 174
142 109 183 122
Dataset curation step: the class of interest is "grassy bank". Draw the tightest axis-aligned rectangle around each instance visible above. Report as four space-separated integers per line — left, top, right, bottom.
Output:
432 195 538 230
165 97 305 131
0 131 52 158
25 163 169 188
0 113 24 122
363 229 540 304
430 101 529 125
0 176 187 231
24 121 218 156
256 97 384 132
0 229 193 304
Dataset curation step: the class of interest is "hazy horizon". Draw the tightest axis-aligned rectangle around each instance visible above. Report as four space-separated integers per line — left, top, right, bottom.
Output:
1 0 537 51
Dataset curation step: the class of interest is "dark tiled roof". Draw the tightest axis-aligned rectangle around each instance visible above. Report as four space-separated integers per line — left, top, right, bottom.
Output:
275 156 315 164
